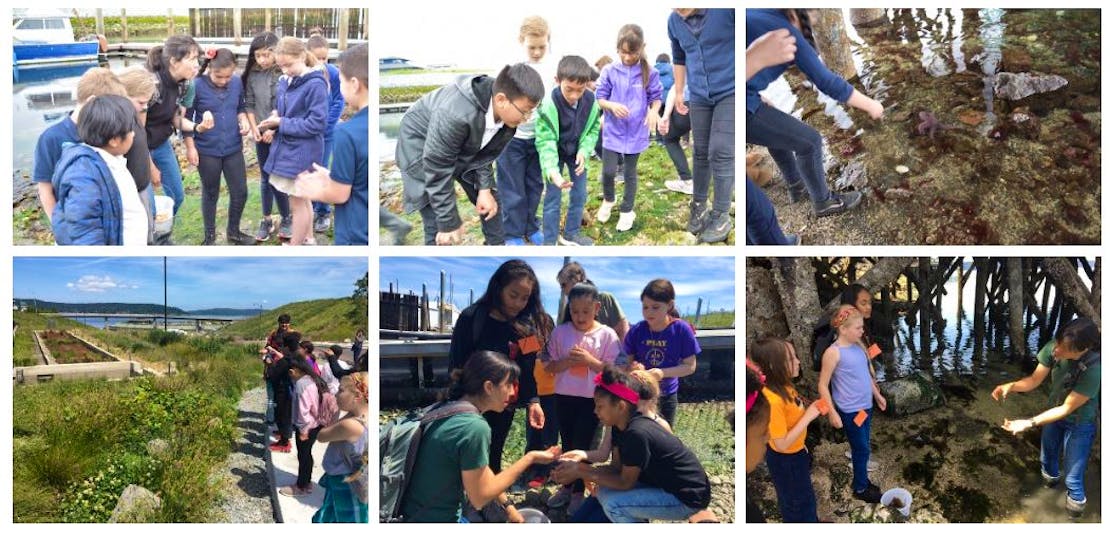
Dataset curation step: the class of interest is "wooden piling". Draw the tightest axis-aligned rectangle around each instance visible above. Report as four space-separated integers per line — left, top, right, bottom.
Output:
120 9 128 42
919 257 931 356
973 258 988 358
233 8 242 46
1007 258 1027 361
956 260 965 316
338 9 350 50
265 8 272 31
167 9 175 37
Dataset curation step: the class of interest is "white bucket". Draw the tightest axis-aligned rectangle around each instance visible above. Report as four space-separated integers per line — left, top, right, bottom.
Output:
517 507 550 523
881 487 913 517
153 195 175 234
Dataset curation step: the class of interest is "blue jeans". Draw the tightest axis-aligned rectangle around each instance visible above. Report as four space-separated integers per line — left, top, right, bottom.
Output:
496 137 543 239
570 496 611 523
765 447 819 522
256 141 290 218
150 139 184 215
746 177 790 245
747 104 833 205
542 154 587 244
662 109 692 180
836 407 874 493
690 95 735 214
596 484 697 523
1041 418 1097 503
314 134 334 216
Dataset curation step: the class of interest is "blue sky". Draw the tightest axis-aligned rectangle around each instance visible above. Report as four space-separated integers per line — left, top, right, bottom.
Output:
13 257 367 311
379 256 735 321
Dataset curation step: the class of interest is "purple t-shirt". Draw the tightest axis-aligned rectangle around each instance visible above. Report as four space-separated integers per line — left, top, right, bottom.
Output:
623 319 700 396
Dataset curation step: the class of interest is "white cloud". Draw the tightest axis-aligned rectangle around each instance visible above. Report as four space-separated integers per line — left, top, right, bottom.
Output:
69 275 137 293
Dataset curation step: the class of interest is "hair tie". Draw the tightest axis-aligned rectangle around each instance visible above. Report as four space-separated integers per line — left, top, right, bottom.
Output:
593 373 639 405
745 359 766 414
205 48 217 60
745 391 760 414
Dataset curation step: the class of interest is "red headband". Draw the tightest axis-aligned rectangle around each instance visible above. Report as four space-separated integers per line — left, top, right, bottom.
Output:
594 373 639 405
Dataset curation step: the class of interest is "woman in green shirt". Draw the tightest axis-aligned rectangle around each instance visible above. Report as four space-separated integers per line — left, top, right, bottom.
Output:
402 350 558 522
991 317 1100 518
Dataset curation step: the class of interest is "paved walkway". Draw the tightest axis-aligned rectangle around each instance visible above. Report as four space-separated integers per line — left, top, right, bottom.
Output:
268 427 329 523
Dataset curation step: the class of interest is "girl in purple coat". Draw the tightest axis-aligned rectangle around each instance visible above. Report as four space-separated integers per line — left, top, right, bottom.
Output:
257 37 329 246
595 24 663 233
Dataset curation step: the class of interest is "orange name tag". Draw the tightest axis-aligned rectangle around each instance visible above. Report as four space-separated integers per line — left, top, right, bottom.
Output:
867 343 882 359
570 364 588 378
518 335 541 354
813 398 830 415
854 410 869 427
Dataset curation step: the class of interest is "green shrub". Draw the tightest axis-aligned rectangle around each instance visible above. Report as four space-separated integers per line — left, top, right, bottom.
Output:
61 453 161 523
146 329 183 346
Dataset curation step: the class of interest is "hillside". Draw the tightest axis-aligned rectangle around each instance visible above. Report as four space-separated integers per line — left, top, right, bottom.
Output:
13 299 186 315
218 297 367 342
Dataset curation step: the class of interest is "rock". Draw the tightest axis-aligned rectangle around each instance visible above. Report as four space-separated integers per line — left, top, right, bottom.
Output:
146 438 169 458
850 9 888 28
895 165 910 174
109 485 161 523
958 109 985 126
746 152 774 187
836 160 868 190
993 72 1068 101
878 372 946 416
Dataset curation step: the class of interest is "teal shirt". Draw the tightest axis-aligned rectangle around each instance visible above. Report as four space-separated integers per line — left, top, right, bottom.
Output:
401 412 489 522
1036 340 1101 424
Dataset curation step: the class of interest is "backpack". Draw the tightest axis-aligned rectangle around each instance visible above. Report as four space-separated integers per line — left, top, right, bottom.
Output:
1059 350 1101 397
379 400 480 522
317 389 341 428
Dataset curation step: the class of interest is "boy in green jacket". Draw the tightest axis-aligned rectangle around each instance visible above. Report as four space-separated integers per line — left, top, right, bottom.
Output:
536 55 601 246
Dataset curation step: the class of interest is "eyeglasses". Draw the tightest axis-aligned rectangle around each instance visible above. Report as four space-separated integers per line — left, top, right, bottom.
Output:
508 98 533 121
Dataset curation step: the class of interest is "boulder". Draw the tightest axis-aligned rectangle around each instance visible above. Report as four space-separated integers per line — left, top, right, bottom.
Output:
878 373 946 416
109 485 161 523
993 72 1068 101
850 9 888 28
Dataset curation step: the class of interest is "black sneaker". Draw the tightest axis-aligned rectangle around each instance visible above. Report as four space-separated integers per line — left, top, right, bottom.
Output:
699 210 732 243
853 482 883 503
687 200 710 234
227 229 257 245
814 191 863 217
255 217 274 242
786 181 807 203
201 231 216 246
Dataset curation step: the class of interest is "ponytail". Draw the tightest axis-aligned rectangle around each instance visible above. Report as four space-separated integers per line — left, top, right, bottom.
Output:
616 24 650 89
781 9 818 53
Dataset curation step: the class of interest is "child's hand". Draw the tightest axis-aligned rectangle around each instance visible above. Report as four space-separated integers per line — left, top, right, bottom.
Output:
549 170 571 190
574 153 586 175
251 126 262 142
261 130 275 143
435 227 464 245
608 102 630 118
630 361 645 372
875 394 887 412
674 93 688 116
559 449 588 462
258 114 281 131
991 382 1014 402
475 188 498 220
645 111 660 135
568 346 589 360
866 99 884 120
829 410 844 429
151 164 162 187
804 402 822 421
239 120 251 136
186 145 199 167
747 28 797 71
200 110 215 132
648 368 664 381
658 117 670 136
295 163 330 200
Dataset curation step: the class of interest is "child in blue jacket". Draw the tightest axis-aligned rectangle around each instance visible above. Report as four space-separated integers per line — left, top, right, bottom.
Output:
52 95 146 245
258 37 329 246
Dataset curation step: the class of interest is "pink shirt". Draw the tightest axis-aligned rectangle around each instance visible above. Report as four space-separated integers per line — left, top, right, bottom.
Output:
547 322 621 398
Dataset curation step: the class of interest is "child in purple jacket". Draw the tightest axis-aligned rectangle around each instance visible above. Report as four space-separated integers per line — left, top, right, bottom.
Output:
595 24 663 233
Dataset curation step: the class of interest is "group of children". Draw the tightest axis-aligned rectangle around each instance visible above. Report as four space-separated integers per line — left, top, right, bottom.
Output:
35 31 369 246
396 9 735 245
394 259 713 523
263 314 370 522
746 284 887 522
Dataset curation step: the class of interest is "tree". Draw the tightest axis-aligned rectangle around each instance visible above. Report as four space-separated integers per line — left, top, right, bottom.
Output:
348 272 368 322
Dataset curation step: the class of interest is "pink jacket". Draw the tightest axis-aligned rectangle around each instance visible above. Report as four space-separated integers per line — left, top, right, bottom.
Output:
293 376 320 431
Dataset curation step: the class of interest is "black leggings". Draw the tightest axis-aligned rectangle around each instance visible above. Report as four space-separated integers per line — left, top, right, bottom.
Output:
198 152 248 235
295 425 321 488
555 395 600 493
658 393 678 430
601 150 640 213
483 406 516 473
274 386 293 444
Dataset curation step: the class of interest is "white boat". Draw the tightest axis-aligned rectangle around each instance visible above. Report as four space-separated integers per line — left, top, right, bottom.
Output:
13 9 100 66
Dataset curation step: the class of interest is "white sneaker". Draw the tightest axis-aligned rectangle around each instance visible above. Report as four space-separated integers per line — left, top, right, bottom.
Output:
597 200 615 223
616 211 636 231
665 179 694 195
